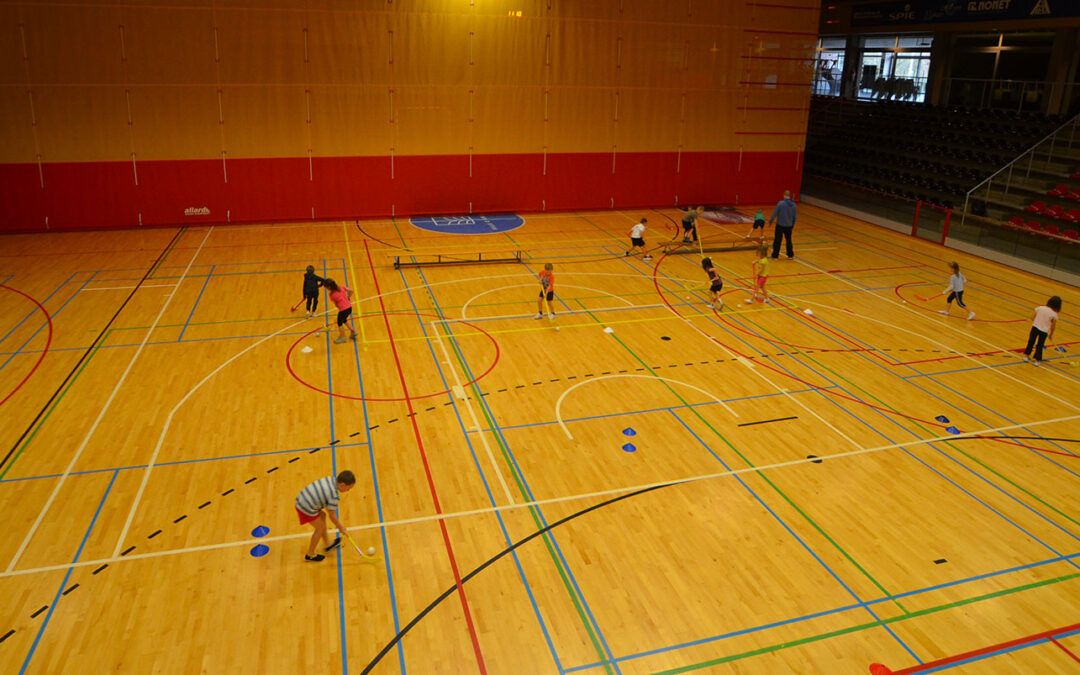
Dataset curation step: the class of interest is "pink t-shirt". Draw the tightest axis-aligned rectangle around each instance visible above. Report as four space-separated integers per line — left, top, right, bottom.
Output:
1033 305 1057 333
330 287 351 311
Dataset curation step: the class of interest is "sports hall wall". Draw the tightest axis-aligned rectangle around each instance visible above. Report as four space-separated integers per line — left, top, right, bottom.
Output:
0 1 818 232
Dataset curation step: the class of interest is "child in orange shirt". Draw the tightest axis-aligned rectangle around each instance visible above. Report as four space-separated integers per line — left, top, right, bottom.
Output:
535 263 555 320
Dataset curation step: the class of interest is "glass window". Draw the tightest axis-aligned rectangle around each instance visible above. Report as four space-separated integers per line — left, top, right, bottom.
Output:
812 36 846 97
855 34 932 102
863 36 898 49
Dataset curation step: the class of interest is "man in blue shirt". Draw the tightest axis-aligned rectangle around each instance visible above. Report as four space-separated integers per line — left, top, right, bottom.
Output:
769 190 798 259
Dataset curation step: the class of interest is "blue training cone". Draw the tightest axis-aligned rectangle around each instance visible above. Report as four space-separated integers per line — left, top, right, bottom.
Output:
935 415 950 423
622 428 637 436
945 426 961 435
622 443 637 453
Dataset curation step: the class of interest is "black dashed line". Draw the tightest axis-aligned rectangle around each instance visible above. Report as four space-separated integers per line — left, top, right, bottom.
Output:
62 584 79 596
0 630 14 644
408 412 417 415
267 466 278 474
245 477 257 484
330 440 340 445
147 530 162 539
30 606 48 619
388 418 398 423
618 369 627 373
198 501 211 509
601 371 611 375
369 424 380 429
684 362 694 366
309 447 321 453
121 546 136 555
700 361 709 364
668 364 678 368
480 393 488 397
288 456 301 463
92 564 108 575
497 388 508 392
550 378 560 382
221 489 234 496
636 367 645 371
349 431 361 437
426 406 437 411
532 381 542 385
515 385 525 389
566 376 576 380
173 515 187 524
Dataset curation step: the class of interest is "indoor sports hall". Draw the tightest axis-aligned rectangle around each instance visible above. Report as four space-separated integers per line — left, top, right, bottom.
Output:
2 2 1080 675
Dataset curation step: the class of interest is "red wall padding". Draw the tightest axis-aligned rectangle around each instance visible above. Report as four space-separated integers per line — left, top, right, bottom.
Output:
0 151 802 232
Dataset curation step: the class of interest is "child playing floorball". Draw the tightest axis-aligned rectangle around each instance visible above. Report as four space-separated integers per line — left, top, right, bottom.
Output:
323 278 357 343
295 470 355 562
1022 295 1061 366
939 261 975 320
681 206 704 243
702 257 723 310
535 263 555 320
627 218 651 260
302 265 324 318
752 245 770 303
744 210 766 240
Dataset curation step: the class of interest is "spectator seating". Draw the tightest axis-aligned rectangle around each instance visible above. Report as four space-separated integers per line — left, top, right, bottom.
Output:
1026 200 1046 213
1048 184 1071 197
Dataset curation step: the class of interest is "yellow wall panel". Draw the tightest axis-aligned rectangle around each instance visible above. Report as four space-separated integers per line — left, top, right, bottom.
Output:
550 20 617 87
120 7 217 85
471 87 544 154
620 0 692 25
21 5 125 84
0 6 25 85
306 11 389 85
613 89 681 152
33 86 130 162
216 10 307 84
546 87 614 153
617 23 687 89
221 86 309 158
470 15 546 87
308 85 392 157
682 90 730 152
390 12 470 87
128 86 221 160
552 1 621 22
392 86 470 155
0 89 37 163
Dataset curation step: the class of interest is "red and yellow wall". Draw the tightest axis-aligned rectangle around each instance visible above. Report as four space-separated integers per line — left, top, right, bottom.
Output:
0 0 818 232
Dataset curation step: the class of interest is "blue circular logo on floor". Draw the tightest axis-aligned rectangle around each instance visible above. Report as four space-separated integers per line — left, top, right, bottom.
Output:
409 214 524 235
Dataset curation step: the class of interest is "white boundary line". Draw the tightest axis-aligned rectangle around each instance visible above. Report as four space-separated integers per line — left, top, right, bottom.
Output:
81 284 178 291
4 414 1076 581
460 282 634 321
5 227 214 573
556 374 739 437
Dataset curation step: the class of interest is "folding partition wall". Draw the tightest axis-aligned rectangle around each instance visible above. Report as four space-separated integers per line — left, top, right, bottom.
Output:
0 0 818 231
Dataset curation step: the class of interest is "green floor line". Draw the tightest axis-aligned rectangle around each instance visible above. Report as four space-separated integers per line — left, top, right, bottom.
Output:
420 272 616 675
147 228 184 280
652 571 1080 674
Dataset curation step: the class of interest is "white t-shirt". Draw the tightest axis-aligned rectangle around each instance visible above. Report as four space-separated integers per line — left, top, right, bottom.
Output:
1033 305 1058 333
630 223 646 239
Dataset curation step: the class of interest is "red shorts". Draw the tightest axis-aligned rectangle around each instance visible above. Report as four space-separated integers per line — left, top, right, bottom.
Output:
296 506 320 525
756 276 768 288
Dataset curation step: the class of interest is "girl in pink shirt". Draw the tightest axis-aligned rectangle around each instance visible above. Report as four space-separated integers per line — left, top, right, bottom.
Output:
323 278 357 344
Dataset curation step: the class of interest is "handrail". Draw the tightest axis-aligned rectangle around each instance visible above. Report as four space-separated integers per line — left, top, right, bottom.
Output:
964 110 1080 201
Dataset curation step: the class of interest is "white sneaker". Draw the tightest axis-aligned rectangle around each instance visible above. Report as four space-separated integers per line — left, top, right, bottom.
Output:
706 303 714 309
718 299 724 310
534 313 542 320
1033 360 1041 367
548 313 555 320
967 312 975 320
938 310 948 315
1022 355 1031 362
643 255 652 261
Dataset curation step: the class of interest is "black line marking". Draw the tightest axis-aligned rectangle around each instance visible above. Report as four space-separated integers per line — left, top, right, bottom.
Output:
121 546 136 556
567 376 577 379
426 406 437 410
267 467 278 473
443 402 453 406
173 515 187 523
350 431 361 437
221 489 234 496
198 501 211 509
408 411 418 415
479 394 488 397
668 364 678 368
30 606 48 618
360 479 675 674
934 558 947 564
515 385 525 389
309 447 322 453
330 440 340 445
245 477 257 484
0 630 14 644
600 371 611 375
369 425 380 430
700 361 710 364
288 456 301 463
737 416 798 427
618 369 627 373
584 373 593 377
806 455 823 464
92 564 108 575
0 227 185 473
388 418 398 423
635 367 645 371
147 530 162 539
497 388 508 392
532 381 542 385
550 378 560 382
684 363 694 366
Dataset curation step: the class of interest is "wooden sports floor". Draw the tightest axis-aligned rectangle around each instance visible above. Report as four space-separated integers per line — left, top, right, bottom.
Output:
1 204 1079 674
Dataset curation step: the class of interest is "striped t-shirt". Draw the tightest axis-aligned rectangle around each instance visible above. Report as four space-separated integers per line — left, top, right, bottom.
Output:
295 476 341 516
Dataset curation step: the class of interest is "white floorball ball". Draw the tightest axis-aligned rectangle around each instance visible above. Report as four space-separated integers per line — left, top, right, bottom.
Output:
367 547 376 556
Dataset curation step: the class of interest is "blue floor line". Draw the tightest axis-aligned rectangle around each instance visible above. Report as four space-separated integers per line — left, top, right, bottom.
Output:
0 271 97 377
324 261 349 675
0 442 368 484
0 271 75 348
19 469 119 674
353 263 407 675
178 263 215 341
401 264 564 672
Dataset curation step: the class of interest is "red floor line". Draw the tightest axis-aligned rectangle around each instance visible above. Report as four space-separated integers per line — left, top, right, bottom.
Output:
870 621 1080 674
363 239 488 674
1049 636 1080 664
0 285 54 407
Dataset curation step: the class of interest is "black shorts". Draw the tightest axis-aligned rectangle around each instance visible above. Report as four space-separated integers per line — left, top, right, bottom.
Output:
751 221 765 230
539 290 554 301
631 237 645 247
683 223 694 231
336 307 352 326
710 281 723 293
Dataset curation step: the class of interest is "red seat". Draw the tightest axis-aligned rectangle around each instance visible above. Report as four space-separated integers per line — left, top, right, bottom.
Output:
1008 215 1025 227
1071 170 1080 180
1026 220 1043 231
1063 229 1079 240
1067 190 1080 201
1043 204 1064 218
1048 184 1070 197
1062 209 1080 223
1026 200 1046 213
1043 224 1060 236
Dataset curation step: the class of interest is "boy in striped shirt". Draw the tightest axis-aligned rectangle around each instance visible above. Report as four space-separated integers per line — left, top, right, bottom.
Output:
295 470 356 562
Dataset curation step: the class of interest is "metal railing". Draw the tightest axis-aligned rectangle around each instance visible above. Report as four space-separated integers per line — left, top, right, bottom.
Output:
961 111 1080 224
943 77 1080 113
